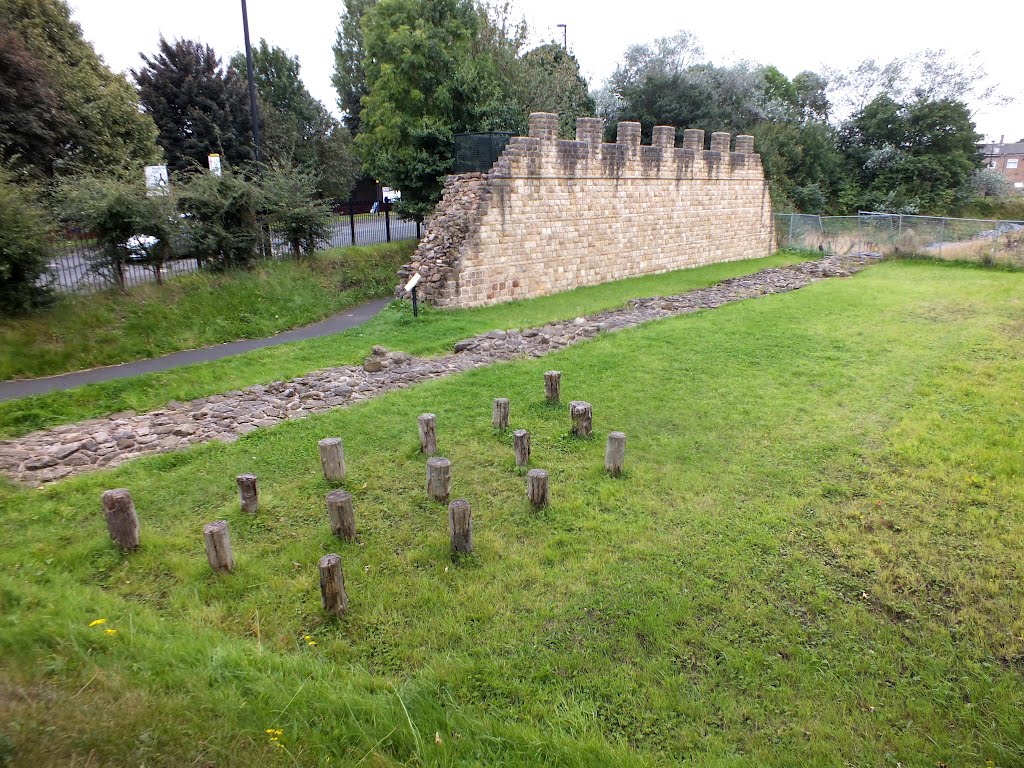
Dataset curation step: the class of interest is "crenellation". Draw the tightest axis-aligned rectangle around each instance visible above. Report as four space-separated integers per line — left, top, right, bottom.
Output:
682 129 704 151
616 121 642 147
710 132 731 154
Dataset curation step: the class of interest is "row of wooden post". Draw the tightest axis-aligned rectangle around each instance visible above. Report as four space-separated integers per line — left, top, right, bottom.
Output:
99 370 627 617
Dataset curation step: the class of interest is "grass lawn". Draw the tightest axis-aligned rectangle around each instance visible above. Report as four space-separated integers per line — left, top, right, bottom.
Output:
0 253 803 438
1 258 1023 766
0 242 416 381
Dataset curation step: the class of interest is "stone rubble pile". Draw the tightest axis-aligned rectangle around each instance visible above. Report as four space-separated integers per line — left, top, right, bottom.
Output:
0 253 879 486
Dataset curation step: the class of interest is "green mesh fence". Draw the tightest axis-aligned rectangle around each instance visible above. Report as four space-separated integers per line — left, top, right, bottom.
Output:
454 132 514 174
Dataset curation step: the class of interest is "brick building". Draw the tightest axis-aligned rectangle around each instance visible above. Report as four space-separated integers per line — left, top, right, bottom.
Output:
980 138 1024 193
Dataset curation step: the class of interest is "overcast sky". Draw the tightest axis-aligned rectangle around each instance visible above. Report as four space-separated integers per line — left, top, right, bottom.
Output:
69 0 1021 142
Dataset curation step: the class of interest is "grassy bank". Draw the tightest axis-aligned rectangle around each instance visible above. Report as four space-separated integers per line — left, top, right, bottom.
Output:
0 253 802 437
0 242 415 381
1 258 1023 765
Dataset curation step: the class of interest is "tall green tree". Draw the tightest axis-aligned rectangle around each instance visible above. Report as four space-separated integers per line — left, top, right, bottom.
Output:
0 0 160 180
230 41 359 203
840 95 982 214
134 38 254 173
514 43 595 138
332 0 377 133
0 164 53 313
356 0 481 220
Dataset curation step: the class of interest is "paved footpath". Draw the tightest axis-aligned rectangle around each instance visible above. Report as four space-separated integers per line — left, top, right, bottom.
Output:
0 298 392 402
0 254 878 486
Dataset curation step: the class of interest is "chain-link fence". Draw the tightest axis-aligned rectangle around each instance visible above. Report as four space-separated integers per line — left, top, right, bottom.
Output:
44 200 421 295
775 212 1024 266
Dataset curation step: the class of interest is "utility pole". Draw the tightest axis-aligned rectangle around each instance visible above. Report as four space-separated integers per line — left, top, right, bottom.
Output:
240 0 262 165
556 23 567 50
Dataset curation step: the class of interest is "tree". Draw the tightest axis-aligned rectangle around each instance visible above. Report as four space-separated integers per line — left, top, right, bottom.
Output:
840 95 982 213
516 44 595 138
0 0 160 180
332 0 377 133
356 0 482 220
134 38 254 173
0 164 53 313
230 41 359 203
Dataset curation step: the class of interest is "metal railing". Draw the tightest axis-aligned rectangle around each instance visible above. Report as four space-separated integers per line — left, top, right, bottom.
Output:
775 212 1024 267
44 200 422 295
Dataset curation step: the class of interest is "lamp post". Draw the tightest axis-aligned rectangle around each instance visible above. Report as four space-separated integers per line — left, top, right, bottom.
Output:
556 23 567 50
240 0 262 165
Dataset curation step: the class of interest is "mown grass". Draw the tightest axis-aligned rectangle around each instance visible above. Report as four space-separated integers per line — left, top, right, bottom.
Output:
0 241 415 381
2 259 1023 766
0 253 801 438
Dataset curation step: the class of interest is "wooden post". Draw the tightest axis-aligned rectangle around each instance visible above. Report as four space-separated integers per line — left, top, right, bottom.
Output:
426 457 451 503
318 553 348 615
448 499 472 554
203 520 235 573
236 474 258 514
605 432 626 477
492 398 510 430
544 371 561 403
327 489 356 540
526 469 549 508
418 413 437 455
319 438 346 482
101 488 140 552
514 429 531 467
570 401 593 437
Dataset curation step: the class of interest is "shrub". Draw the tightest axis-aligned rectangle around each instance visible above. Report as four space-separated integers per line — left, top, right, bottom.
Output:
0 167 53 314
176 169 263 270
259 161 332 258
58 173 183 289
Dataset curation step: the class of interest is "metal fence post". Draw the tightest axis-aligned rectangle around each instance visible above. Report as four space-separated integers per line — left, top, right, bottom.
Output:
787 213 794 248
416 219 421 240
348 198 356 246
939 216 945 259
384 201 392 243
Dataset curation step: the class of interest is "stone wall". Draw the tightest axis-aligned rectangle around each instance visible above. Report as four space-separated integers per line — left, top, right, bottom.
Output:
397 112 774 308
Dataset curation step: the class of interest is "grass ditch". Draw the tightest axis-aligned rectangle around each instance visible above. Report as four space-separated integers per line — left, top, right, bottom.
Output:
1 258 1023 765
0 241 416 381
0 253 803 437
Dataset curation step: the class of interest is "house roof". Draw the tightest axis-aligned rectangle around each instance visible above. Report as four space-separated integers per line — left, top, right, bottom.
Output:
981 142 1024 156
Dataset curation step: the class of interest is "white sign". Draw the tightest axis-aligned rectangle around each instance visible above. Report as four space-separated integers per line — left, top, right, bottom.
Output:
208 153 222 176
144 165 169 196
404 273 422 293
381 186 402 201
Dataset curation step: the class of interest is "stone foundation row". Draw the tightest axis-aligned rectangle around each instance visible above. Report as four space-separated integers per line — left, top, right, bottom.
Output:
0 253 879 486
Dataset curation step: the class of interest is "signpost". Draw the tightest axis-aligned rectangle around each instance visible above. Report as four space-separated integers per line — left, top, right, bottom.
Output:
404 273 422 318
208 153 222 176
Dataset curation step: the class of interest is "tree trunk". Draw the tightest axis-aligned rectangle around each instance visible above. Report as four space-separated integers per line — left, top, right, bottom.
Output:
203 520 235 573
318 553 348 615
514 429 531 467
527 469 549 508
236 474 259 514
605 431 626 477
426 457 451 503
101 488 140 551
448 499 472 554
319 438 346 483
327 489 356 541
418 413 437 455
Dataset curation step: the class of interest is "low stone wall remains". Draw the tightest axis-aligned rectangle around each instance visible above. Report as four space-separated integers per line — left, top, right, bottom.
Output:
397 113 774 307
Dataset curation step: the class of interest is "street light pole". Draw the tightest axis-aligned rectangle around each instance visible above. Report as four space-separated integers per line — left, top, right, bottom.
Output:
240 0 262 165
556 23 567 50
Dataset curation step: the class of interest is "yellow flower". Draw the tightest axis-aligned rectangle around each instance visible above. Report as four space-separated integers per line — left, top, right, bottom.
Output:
104 628 118 636
307 640 317 647
89 618 107 627
303 635 312 640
